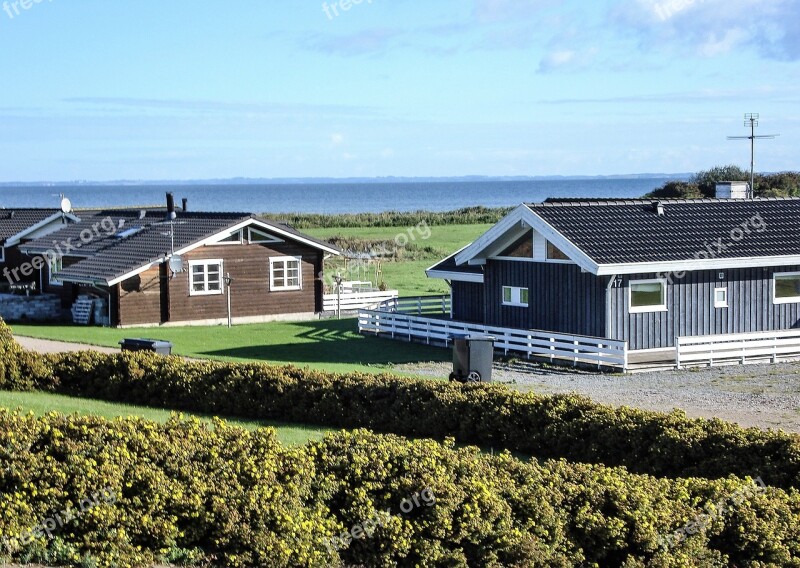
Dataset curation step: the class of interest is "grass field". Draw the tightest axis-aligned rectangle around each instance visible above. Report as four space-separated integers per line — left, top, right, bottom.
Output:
0 390 331 445
306 223 489 296
11 318 450 374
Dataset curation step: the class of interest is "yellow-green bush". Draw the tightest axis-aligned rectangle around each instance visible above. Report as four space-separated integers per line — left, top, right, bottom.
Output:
1 317 799 492
1 412 799 567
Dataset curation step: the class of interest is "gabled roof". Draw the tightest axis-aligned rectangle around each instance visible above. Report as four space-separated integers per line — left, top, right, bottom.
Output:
426 246 484 283
0 209 79 246
21 210 340 285
449 198 800 276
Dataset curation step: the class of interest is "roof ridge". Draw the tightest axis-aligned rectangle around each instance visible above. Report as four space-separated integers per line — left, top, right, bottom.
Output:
530 197 800 207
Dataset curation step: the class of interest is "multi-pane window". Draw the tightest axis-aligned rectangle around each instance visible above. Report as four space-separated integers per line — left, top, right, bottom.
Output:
270 256 302 291
502 286 529 307
189 260 223 296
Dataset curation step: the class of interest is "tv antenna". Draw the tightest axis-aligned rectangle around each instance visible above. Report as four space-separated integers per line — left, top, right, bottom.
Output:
727 113 779 198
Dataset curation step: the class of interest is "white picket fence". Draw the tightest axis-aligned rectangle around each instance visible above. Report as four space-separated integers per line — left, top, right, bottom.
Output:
322 289 399 312
676 329 800 368
378 295 451 316
358 308 628 370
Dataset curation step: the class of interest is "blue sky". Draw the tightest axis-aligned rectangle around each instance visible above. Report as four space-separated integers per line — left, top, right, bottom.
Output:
0 0 797 181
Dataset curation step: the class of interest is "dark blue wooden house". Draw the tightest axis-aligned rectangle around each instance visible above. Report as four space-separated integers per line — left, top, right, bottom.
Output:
427 194 800 360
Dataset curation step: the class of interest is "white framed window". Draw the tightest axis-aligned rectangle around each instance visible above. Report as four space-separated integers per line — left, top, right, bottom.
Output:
714 287 728 308
189 259 223 296
270 256 302 291
209 230 243 246
546 241 571 262
629 279 667 313
49 256 63 286
774 272 800 304
248 228 282 244
502 286 529 307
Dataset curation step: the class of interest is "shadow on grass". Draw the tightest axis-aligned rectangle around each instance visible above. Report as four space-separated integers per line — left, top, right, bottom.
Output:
199 318 450 368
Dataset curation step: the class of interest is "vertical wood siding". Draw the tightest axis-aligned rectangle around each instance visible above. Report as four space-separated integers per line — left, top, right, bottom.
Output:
609 265 800 350
451 281 485 323
482 260 607 336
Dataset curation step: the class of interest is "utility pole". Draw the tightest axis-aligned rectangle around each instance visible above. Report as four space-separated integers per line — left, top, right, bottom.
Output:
727 113 779 198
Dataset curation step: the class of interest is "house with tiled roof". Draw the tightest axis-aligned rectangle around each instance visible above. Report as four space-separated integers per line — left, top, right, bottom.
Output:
0 208 80 291
423 183 800 368
21 200 340 327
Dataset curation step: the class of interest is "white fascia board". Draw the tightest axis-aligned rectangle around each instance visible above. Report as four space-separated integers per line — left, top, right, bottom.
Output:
596 255 800 276
179 218 340 256
425 269 484 283
454 205 532 266
5 212 80 247
525 209 599 273
106 259 164 286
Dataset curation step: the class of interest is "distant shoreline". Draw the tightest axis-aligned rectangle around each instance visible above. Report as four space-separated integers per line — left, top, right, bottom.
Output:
0 173 692 187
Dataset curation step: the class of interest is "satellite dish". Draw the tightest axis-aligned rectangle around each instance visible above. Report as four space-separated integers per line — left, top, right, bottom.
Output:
60 197 72 214
169 255 184 274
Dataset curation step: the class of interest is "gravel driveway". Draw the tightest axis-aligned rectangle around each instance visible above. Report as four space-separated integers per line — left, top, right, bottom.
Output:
394 360 800 433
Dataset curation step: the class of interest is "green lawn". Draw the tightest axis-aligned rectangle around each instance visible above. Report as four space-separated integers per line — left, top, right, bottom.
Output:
11 318 450 374
0 390 331 445
306 223 489 296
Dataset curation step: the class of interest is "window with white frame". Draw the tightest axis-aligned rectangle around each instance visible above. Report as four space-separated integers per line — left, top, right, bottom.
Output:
774 272 800 304
502 286 529 307
629 279 667 313
210 230 243 245
270 256 302 291
48 256 63 286
189 260 223 296
714 287 728 308
248 228 282 244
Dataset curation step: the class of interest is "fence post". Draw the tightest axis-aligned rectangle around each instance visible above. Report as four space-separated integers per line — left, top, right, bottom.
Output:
573 340 578 367
675 337 681 369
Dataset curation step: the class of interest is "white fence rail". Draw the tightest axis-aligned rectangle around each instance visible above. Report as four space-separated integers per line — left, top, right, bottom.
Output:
359 309 628 370
677 329 800 368
378 295 451 315
323 290 399 312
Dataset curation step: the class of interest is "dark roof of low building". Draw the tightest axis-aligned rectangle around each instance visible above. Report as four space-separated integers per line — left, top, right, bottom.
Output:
22 209 340 284
427 250 484 276
0 208 62 243
526 197 800 265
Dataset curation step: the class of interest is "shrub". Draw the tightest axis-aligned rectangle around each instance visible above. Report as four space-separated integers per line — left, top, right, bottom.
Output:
1 412 799 567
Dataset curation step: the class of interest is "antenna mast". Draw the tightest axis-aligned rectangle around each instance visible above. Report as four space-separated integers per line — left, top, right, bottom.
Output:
727 113 779 198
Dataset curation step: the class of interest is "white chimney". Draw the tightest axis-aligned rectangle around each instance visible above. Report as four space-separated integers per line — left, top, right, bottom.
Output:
715 181 749 199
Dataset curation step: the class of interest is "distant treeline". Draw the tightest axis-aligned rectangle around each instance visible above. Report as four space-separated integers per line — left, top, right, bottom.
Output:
264 206 512 228
646 165 800 199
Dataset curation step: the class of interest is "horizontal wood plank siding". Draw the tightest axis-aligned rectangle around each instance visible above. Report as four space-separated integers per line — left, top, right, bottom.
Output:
610 265 800 350
451 281 484 323
117 265 162 326
483 259 606 336
166 242 321 324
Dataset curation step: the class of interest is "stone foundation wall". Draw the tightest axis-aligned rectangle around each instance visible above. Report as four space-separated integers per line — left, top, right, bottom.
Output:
0 294 62 322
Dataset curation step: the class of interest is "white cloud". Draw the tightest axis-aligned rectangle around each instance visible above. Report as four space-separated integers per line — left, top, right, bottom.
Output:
331 133 345 145
538 47 599 73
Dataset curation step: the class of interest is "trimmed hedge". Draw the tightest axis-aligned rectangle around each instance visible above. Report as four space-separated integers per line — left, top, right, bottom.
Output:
1 316 799 492
1 412 799 567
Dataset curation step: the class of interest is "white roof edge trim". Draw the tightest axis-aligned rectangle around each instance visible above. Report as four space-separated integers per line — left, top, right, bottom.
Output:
454 204 600 274
454 205 531 266
425 269 484 283
597 255 800 276
4 212 80 247
106 259 163 286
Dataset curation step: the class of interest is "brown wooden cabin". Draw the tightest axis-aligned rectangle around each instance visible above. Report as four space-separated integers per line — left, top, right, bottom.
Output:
21 209 340 327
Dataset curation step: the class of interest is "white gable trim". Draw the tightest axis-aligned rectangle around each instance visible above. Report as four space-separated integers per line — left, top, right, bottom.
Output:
4 212 80 247
104 218 338 286
426 269 484 283
597 255 800 276
454 205 599 273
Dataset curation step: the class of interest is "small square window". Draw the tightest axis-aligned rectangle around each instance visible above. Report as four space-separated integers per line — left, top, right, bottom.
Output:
714 287 728 308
